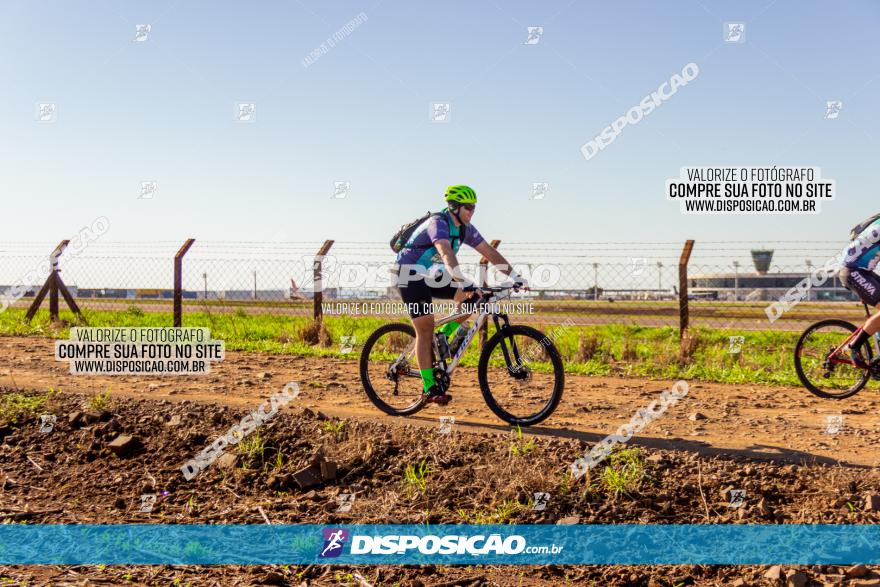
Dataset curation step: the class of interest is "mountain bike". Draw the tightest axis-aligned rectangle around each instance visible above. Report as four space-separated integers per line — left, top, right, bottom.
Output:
794 303 880 399
359 284 565 426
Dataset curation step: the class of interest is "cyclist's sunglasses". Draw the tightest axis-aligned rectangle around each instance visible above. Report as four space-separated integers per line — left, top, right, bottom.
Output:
460 204 476 211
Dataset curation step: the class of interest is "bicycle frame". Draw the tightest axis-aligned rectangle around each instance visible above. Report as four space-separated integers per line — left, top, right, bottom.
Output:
825 303 880 367
433 289 516 375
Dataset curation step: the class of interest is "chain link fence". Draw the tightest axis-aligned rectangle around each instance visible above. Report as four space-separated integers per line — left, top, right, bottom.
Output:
0 240 869 335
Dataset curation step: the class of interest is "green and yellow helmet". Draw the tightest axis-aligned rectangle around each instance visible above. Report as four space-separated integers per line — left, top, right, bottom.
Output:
444 185 477 205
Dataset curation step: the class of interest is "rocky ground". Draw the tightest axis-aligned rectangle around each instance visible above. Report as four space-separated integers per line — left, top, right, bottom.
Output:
1 388 880 586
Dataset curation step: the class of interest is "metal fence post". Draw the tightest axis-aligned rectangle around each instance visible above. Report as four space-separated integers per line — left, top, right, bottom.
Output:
678 240 695 338
479 240 501 347
173 239 195 327
313 240 335 321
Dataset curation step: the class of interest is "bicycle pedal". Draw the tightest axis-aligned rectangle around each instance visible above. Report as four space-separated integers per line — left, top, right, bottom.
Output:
425 393 452 405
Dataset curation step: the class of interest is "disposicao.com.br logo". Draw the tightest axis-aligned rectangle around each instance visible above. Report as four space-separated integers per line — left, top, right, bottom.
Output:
318 528 563 557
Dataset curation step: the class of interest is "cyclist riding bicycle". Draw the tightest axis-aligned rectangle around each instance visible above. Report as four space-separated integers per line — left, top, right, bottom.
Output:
393 185 527 404
840 214 880 368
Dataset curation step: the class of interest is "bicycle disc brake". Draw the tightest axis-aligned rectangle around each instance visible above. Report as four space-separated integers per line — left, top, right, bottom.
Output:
821 349 837 378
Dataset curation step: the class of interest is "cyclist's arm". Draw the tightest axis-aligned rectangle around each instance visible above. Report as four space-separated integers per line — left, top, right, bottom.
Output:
435 239 471 286
474 240 514 277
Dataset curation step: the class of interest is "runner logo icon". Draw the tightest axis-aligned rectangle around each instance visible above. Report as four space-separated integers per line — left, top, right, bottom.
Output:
320 528 349 558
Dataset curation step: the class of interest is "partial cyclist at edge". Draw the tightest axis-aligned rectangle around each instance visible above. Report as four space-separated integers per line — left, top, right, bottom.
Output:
840 213 880 368
391 185 528 404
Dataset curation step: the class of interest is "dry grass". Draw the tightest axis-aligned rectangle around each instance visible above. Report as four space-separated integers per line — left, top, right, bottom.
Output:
295 319 333 347
679 329 701 363
577 334 600 362
381 331 412 353
622 338 638 361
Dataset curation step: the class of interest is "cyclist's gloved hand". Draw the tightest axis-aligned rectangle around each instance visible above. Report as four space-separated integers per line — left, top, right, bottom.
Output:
511 274 529 291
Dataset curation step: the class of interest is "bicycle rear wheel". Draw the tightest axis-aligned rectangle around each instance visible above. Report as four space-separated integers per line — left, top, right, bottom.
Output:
478 325 564 426
794 319 871 399
359 323 428 416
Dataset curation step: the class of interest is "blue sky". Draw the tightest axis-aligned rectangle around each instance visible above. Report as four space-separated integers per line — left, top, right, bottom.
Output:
1 0 878 248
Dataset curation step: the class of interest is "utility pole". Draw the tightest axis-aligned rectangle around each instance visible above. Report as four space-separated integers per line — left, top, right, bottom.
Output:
592 262 599 301
733 261 739 301
657 261 663 297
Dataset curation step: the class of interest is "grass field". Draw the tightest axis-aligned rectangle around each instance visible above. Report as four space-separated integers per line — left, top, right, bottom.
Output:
0 305 806 386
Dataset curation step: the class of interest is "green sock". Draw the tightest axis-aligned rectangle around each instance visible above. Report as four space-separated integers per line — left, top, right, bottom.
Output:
439 322 461 338
420 368 435 392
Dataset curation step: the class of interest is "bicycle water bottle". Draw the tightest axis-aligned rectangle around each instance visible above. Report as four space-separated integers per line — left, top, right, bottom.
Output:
449 323 469 355
435 332 450 361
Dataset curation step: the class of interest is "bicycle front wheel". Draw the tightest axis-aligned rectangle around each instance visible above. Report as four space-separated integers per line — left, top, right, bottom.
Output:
794 319 871 399
478 325 564 426
359 323 428 416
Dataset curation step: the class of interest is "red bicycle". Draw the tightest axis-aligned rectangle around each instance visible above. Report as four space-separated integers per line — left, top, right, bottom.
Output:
794 303 879 399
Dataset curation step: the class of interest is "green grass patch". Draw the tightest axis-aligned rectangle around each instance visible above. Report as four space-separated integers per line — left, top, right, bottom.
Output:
0 392 49 424
0 306 809 386
599 447 647 496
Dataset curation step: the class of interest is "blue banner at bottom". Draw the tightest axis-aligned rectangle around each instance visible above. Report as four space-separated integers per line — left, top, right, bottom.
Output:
0 525 878 565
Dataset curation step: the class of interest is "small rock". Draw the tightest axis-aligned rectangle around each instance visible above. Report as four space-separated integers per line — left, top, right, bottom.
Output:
68 411 84 426
320 460 337 482
688 412 707 421
310 447 327 467
303 490 317 500
293 465 323 489
107 435 138 456
731 579 745 586
787 570 808 587
267 473 293 490
260 571 285 585
165 415 182 427
216 453 238 470
756 498 772 517
556 515 580 525
864 494 880 512
764 565 783 581
258 372 272 380
646 454 665 464
847 564 870 578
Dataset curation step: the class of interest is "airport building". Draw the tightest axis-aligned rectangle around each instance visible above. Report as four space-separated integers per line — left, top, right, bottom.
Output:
687 250 857 301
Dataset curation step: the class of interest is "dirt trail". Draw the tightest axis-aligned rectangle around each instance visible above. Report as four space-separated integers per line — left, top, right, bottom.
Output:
2 335 879 468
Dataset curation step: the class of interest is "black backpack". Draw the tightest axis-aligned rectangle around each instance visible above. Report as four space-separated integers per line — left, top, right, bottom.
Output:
850 213 880 240
390 211 467 253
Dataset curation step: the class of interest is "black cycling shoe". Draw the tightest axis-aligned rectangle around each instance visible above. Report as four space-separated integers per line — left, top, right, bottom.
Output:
423 384 452 405
850 346 870 370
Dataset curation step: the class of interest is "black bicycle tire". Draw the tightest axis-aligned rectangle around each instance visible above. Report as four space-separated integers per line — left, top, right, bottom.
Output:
794 319 870 399
359 322 427 416
477 324 565 426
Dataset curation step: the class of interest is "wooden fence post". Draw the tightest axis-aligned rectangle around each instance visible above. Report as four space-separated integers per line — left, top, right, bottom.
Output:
678 240 695 338
313 240 335 321
173 239 195 327
479 240 501 347
25 240 84 323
